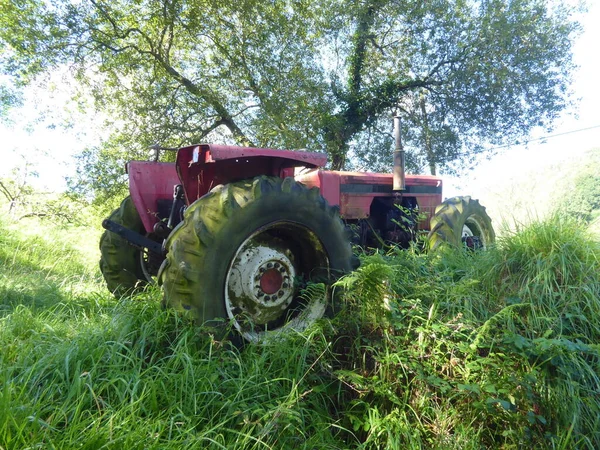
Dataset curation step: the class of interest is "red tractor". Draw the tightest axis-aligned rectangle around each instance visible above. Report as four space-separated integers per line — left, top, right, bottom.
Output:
100 119 494 341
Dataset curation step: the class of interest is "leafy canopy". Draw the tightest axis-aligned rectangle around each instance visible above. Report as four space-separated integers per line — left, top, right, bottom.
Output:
0 0 581 197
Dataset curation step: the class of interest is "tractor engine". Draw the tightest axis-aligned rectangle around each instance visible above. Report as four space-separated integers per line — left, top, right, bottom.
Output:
293 169 443 248
366 196 419 248
344 196 420 248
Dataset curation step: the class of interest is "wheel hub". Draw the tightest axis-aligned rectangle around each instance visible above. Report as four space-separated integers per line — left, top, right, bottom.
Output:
223 220 332 342
259 267 283 294
226 239 296 325
462 217 486 249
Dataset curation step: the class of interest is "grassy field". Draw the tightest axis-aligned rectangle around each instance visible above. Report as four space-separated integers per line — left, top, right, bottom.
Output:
1 210 600 449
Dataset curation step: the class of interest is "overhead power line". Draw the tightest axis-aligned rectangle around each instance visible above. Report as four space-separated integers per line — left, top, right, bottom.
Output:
486 124 600 151
417 124 600 172
451 124 600 161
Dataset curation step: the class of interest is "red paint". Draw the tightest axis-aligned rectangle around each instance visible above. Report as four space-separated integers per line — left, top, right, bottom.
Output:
128 161 179 233
292 169 342 206
128 144 444 233
260 269 283 294
176 144 327 204
295 170 443 229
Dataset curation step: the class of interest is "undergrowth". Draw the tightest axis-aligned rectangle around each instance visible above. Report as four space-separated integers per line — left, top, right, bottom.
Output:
1 213 599 449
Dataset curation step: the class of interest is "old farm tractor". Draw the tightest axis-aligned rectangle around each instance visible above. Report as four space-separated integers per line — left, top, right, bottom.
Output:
100 119 495 341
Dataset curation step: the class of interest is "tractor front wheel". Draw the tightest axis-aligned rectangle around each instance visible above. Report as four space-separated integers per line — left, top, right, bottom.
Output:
428 196 495 250
99 196 155 297
159 176 353 342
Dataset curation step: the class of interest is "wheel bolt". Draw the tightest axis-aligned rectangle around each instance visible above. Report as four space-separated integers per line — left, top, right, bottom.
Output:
257 292 264 297
278 290 284 297
282 283 288 289
264 295 270 302
267 262 273 268
259 267 265 273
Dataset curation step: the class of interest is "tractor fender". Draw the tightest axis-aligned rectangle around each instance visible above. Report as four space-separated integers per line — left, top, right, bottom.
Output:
127 161 179 233
176 144 327 204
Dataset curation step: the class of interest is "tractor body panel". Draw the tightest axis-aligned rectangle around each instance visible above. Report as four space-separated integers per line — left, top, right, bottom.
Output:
127 144 442 239
294 170 442 228
128 161 179 233
127 145 326 233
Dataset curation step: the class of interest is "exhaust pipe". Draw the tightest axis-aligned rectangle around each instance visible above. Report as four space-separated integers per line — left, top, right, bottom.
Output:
393 116 406 192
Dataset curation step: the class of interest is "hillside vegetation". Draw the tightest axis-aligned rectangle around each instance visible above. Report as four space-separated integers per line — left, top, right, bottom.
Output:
476 148 600 235
1 208 600 449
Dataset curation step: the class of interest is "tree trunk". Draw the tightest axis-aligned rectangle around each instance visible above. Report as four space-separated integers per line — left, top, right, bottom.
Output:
419 94 436 176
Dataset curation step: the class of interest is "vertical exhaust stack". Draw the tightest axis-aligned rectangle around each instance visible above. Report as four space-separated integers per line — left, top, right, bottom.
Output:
393 116 406 192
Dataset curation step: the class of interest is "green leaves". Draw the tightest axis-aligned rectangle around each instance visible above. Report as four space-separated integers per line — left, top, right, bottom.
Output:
0 0 582 192
327 212 600 447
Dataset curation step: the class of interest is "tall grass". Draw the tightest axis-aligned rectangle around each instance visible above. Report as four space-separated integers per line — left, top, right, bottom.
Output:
330 214 600 448
1 212 599 449
0 216 345 449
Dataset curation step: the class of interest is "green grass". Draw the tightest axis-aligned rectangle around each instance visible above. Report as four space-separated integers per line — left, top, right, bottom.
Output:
1 212 600 449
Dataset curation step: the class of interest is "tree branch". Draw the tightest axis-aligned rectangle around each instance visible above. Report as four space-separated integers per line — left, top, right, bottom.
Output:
0 181 15 202
155 57 254 146
88 0 253 147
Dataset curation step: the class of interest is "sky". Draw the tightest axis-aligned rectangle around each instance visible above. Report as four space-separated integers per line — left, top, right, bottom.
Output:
0 72 101 191
1 2 599 196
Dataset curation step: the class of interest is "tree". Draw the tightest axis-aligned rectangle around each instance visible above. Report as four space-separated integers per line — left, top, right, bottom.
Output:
560 171 600 223
0 0 581 198
0 156 82 223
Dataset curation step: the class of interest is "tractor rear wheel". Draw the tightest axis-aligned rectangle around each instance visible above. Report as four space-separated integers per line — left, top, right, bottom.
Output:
99 196 154 297
159 176 353 342
428 196 495 250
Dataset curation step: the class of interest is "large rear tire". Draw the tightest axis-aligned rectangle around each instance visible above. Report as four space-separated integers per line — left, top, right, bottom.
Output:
99 197 154 297
428 196 495 250
159 176 353 342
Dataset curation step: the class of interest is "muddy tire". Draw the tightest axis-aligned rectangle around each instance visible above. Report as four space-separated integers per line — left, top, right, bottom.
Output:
159 176 353 342
99 196 153 297
428 196 495 250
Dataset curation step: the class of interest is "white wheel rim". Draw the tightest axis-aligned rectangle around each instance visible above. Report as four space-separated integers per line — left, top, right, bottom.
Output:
461 225 474 238
224 222 328 342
